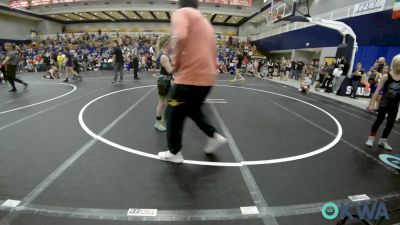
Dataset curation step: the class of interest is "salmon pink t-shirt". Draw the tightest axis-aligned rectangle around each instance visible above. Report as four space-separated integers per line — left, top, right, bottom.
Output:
171 7 217 86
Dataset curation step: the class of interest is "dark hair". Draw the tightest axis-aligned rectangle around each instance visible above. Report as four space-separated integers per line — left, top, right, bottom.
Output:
113 40 119 45
178 0 198 8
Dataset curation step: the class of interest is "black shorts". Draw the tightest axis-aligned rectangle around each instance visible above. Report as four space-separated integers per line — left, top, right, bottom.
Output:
157 76 172 98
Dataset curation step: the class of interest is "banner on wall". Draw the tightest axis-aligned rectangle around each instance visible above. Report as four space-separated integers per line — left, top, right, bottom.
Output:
393 0 400 19
9 0 28 8
353 0 386 17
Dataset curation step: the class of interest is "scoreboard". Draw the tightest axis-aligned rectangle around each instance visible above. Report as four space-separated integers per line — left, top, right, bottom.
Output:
10 0 97 8
9 0 29 8
31 0 51 6
9 0 251 8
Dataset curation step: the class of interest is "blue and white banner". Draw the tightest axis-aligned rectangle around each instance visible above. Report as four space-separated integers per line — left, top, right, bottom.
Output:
353 0 387 17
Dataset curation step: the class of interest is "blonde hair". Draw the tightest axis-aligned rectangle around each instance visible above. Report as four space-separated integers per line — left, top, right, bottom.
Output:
4 42 13 50
156 35 171 54
391 54 400 75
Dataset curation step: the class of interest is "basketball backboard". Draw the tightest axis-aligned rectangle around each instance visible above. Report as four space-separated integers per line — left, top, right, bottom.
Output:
266 0 310 25
270 0 296 23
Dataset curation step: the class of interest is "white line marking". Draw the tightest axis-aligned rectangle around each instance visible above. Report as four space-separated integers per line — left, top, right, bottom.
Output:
0 88 155 225
0 86 54 106
0 83 76 115
206 99 226 101
204 101 228 104
251 90 399 174
78 85 343 167
0 88 104 132
210 103 279 225
0 192 399 221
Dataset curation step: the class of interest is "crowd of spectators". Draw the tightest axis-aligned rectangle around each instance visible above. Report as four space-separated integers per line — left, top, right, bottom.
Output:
0 32 261 81
0 32 162 78
1 32 392 103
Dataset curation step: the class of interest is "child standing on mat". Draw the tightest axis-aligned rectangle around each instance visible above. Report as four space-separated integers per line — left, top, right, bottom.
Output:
154 35 173 132
232 53 245 82
366 54 400 151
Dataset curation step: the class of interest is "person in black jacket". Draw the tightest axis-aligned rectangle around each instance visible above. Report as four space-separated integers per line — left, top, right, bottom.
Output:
132 54 140 80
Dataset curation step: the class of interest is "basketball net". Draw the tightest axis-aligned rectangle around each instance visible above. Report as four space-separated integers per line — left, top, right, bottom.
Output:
265 12 282 26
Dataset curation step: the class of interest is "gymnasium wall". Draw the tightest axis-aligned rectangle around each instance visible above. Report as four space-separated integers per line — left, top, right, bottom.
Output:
354 45 400 71
64 22 239 36
292 50 320 64
37 20 63 35
319 47 338 64
253 10 400 51
264 52 292 60
0 13 63 41
0 13 38 40
239 0 396 37
309 0 395 16
238 23 257 37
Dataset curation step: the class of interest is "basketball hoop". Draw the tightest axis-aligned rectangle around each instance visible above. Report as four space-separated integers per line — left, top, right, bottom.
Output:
265 12 283 25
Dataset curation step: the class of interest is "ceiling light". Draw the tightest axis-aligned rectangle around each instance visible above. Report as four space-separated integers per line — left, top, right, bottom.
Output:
134 16 137 18
51 15 54 17
140 12 143 14
67 19 70 20
80 17 83 20
110 12 113 14
234 16 237 18
92 17 96 19
94 12 97 15
120 17 123 19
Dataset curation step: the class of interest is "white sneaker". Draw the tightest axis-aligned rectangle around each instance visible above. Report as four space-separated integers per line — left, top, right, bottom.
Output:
365 136 375 147
154 121 166 132
204 133 227 154
378 139 393 151
158 151 184 163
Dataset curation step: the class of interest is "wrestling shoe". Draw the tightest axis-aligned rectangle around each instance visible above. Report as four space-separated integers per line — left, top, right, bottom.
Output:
204 133 227 154
365 136 375 147
158 151 184 163
378 139 393 151
154 121 166 132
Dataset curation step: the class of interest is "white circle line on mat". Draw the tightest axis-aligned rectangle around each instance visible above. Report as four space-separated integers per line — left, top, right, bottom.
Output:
79 84 343 167
0 83 77 115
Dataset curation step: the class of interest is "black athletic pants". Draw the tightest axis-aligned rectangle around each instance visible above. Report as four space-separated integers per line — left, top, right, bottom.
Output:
133 68 138 78
371 104 399 138
6 65 25 89
166 84 217 154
